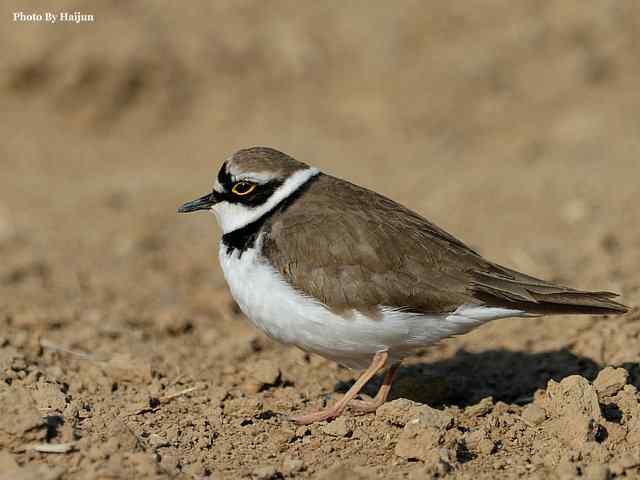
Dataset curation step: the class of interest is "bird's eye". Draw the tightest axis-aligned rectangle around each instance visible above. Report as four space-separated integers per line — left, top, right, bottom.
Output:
231 181 256 196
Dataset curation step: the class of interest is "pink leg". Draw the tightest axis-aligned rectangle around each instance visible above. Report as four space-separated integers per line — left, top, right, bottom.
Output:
291 351 389 425
349 361 402 412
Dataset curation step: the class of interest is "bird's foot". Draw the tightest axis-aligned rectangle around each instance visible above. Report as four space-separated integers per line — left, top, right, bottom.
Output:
289 406 344 425
349 397 385 413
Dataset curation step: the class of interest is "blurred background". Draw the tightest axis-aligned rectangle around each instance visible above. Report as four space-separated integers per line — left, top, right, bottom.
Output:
2 1 639 290
1 1 639 478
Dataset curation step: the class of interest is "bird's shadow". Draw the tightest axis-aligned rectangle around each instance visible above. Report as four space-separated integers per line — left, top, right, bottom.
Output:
335 348 640 407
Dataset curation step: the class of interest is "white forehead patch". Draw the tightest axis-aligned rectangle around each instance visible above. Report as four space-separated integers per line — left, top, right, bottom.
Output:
227 167 279 184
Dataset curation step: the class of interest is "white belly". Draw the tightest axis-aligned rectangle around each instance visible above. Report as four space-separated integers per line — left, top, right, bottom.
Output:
218 239 526 369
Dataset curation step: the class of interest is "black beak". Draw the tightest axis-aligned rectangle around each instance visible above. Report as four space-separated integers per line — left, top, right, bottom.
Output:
177 192 217 213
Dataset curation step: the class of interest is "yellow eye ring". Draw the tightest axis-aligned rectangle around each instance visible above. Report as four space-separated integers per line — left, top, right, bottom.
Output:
231 182 256 196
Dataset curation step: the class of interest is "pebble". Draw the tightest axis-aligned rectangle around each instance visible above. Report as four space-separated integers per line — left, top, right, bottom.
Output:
281 455 304 474
246 360 281 393
593 367 629 399
251 465 279 480
376 398 453 428
542 376 601 419
320 416 353 437
544 413 599 449
465 396 494 417
521 404 547 425
465 428 496 455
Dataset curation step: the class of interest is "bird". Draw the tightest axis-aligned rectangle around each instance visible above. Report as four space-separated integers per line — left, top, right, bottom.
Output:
178 146 628 425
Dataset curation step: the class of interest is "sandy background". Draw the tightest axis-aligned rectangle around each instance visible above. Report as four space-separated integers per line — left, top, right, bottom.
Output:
1 1 640 479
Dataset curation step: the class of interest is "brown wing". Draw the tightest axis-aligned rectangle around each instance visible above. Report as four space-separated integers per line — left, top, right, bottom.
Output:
262 174 628 316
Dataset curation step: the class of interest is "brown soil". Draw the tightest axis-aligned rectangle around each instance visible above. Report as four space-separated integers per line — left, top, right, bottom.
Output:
1 1 640 479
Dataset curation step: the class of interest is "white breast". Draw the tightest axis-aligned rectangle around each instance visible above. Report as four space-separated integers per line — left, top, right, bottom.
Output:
218 237 527 369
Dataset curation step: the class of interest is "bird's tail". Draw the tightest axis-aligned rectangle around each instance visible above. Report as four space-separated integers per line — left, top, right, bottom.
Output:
471 264 629 315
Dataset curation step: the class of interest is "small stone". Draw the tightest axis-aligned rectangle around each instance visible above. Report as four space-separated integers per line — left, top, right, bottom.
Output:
542 376 601 419
465 397 494 417
522 404 547 425
396 424 444 461
247 360 281 392
251 465 279 480
464 428 495 456
376 398 453 428
418 449 453 476
281 455 304 474
395 412 458 464
147 433 170 449
544 413 600 448
583 463 610 480
320 417 353 437
0 385 45 441
593 367 629 399
478 438 496 456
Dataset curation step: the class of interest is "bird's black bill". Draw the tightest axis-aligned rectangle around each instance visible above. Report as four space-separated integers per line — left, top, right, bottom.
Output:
177 193 217 213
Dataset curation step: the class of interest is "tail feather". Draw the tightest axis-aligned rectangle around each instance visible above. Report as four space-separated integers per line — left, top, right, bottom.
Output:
471 264 629 315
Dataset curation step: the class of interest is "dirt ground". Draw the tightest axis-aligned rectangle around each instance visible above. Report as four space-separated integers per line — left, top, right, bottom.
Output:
1 1 640 479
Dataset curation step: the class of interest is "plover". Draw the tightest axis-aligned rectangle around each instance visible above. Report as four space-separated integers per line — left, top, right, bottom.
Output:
178 147 628 424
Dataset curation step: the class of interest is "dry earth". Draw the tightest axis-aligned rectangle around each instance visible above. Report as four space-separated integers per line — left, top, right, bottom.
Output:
1 1 640 479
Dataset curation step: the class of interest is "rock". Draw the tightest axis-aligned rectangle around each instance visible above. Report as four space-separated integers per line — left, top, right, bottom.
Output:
464 428 495 455
407 449 453 476
601 419 626 447
376 398 453 428
245 360 281 392
583 463 610 480
0 385 45 445
465 397 494 417
396 424 443 461
593 367 629 399
147 433 170 449
251 465 279 480
321 417 353 437
281 455 304 475
542 376 601 419
522 404 547 425
544 413 600 449
625 417 640 443
613 385 640 418
477 438 496 456
395 412 457 463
